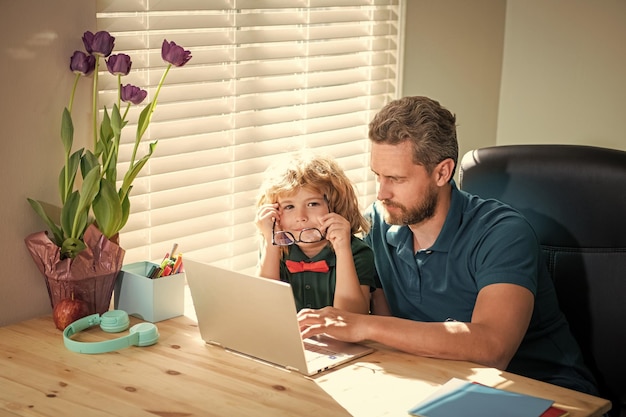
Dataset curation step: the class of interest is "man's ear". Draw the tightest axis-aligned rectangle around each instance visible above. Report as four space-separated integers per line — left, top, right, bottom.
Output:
434 158 455 185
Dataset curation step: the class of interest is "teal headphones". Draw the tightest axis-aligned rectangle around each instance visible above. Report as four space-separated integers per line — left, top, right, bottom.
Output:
63 310 159 354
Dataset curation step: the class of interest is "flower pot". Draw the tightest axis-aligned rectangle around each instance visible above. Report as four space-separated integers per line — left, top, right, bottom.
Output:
24 224 125 315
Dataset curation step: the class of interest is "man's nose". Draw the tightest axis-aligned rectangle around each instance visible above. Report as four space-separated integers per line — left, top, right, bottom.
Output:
376 179 390 201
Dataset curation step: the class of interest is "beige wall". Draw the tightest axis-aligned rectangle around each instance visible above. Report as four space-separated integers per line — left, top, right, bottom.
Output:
0 0 95 325
401 0 507 176
498 0 626 149
402 0 626 157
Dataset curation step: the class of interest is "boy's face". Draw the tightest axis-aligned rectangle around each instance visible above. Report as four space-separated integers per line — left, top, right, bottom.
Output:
276 187 329 246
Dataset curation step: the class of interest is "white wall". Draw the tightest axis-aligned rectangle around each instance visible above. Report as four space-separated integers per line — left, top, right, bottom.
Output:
0 0 95 325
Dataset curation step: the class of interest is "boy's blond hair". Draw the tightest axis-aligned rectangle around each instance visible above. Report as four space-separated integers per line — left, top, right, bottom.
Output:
256 150 369 235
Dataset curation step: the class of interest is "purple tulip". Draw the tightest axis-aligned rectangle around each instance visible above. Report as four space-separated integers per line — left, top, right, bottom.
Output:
161 39 192 67
69 51 96 75
106 54 132 76
82 31 115 57
120 84 148 105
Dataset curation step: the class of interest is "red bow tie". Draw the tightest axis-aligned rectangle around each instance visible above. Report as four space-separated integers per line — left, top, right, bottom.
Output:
285 260 330 273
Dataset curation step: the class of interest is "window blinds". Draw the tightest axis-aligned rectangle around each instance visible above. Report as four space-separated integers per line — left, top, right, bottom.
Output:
96 0 400 271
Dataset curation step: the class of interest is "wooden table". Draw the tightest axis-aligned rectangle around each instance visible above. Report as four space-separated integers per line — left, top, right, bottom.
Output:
0 313 611 417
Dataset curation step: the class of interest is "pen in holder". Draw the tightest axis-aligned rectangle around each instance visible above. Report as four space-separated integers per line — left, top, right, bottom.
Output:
114 261 185 323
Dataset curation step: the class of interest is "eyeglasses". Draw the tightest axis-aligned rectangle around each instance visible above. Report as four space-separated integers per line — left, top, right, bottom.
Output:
272 218 326 246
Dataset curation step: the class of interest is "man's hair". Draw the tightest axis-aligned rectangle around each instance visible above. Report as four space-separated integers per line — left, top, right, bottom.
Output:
368 96 458 176
256 150 369 234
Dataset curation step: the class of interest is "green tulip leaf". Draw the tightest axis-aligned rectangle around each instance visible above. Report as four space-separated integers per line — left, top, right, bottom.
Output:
93 178 123 238
81 150 99 179
104 148 118 183
136 100 156 142
59 149 83 204
120 141 158 200
69 148 84 176
76 167 100 211
110 104 122 137
61 237 86 259
61 191 79 239
27 198 63 245
60 108 74 155
100 108 113 146
71 166 101 238
117 189 132 232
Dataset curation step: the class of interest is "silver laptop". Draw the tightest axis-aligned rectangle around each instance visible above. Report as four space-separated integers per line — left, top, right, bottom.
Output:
184 257 374 376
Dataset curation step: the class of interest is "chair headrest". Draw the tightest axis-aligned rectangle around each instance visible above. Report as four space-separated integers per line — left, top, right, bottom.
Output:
459 144 626 247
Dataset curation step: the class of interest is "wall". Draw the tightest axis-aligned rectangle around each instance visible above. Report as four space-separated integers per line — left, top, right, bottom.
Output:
401 0 507 175
498 0 626 149
402 0 626 155
0 0 95 325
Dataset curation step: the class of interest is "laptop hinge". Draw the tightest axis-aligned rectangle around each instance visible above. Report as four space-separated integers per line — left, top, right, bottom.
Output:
207 340 223 348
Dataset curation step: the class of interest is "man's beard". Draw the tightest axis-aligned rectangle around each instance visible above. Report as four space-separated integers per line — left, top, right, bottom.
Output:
381 184 438 226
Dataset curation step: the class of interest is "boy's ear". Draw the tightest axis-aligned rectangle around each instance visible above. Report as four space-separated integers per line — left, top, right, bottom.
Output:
434 158 455 185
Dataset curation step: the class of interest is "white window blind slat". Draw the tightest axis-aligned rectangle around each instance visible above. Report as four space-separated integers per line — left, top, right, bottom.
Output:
97 1 400 266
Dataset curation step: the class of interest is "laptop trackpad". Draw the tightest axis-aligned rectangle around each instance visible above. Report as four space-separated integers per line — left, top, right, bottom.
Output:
303 334 373 374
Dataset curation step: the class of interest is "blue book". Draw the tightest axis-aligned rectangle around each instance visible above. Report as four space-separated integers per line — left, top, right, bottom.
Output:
408 378 554 417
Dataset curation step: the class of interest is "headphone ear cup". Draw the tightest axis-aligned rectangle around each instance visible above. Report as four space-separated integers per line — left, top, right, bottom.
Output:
99 310 130 333
129 322 160 347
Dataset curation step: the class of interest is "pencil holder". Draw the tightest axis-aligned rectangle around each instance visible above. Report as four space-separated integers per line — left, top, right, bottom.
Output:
114 261 185 323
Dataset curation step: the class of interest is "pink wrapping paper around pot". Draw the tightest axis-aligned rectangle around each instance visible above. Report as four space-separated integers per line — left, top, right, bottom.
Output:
24 224 125 315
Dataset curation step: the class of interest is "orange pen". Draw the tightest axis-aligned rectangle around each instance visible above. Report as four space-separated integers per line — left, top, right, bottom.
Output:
172 253 183 274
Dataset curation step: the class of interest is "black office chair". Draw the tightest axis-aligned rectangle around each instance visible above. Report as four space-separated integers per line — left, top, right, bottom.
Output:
459 144 626 417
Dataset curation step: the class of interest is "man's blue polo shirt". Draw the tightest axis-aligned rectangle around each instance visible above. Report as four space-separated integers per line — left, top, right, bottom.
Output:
364 181 597 395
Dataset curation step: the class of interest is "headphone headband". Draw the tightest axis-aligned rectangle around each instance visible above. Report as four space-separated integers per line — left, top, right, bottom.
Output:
63 310 159 354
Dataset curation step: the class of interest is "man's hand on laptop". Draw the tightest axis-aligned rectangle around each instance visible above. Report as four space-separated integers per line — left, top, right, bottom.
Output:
298 306 368 342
